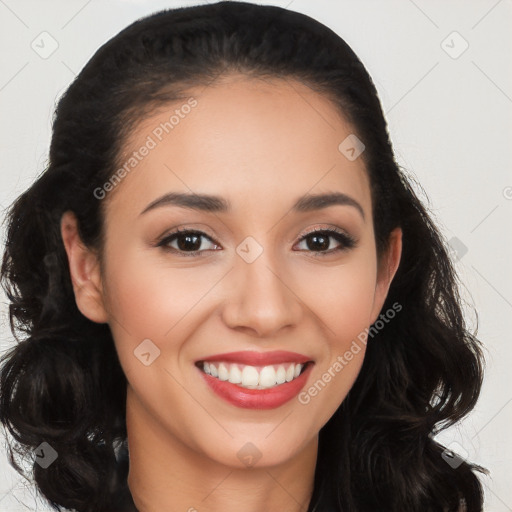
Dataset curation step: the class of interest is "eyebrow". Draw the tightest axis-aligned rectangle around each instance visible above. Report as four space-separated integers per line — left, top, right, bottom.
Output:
139 191 365 220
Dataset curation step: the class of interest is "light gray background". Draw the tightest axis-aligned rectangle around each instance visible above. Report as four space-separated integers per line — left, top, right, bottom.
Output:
1 0 511 510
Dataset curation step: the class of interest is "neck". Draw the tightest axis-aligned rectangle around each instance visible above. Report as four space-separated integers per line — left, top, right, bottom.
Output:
125 386 317 512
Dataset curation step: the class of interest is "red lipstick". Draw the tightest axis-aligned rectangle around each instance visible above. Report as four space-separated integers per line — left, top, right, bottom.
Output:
196 350 311 366
196 350 314 409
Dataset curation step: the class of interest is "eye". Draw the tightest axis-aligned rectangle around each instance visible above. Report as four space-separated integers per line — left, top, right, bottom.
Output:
157 228 220 257
156 226 357 258
294 228 356 256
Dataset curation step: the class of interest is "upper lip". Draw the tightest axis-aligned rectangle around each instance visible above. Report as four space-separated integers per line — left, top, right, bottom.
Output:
196 350 313 366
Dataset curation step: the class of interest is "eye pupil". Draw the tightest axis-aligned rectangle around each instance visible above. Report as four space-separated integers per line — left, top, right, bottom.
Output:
307 233 329 251
177 233 201 251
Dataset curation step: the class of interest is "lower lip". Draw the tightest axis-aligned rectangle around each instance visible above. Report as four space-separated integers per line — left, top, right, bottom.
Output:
197 363 313 409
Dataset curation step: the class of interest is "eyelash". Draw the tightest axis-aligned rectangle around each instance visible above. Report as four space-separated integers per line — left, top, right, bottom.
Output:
156 226 357 258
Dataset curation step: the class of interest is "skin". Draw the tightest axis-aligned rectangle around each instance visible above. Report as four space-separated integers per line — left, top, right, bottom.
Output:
61 74 402 512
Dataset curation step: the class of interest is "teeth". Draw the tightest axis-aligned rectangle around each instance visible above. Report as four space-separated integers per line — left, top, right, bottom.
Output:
276 365 286 384
201 361 306 389
230 365 242 384
218 363 229 381
241 366 259 386
259 366 276 387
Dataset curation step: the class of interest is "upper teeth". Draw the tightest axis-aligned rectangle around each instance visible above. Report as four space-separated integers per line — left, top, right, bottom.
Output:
202 362 305 389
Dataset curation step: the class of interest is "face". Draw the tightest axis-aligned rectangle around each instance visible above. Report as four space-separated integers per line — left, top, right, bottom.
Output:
63 74 401 469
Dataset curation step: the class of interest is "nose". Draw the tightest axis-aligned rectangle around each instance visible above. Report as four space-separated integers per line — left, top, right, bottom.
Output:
221 248 303 338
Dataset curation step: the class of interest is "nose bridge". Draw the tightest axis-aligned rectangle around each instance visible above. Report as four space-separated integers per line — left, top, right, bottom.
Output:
222 236 301 336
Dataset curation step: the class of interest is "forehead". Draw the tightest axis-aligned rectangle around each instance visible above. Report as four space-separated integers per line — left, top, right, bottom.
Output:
105 74 371 219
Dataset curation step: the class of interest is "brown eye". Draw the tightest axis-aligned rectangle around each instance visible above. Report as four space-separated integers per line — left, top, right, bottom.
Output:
295 229 356 255
157 229 220 256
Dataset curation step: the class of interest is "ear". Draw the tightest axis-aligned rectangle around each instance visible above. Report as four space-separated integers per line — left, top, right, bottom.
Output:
369 227 402 324
60 210 108 324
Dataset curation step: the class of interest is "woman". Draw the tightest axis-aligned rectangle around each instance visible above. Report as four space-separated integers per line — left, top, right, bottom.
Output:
0 2 486 511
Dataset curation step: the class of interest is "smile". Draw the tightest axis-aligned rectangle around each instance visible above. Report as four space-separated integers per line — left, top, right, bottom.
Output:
198 361 307 390
195 350 314 409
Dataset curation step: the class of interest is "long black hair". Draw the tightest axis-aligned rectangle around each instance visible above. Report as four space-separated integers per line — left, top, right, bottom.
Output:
0 2 486 511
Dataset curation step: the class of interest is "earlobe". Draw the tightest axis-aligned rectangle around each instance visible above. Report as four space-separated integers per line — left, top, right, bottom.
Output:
370 227 403 324
60 211 109 324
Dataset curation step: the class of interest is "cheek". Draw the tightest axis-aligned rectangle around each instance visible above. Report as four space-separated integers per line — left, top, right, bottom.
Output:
101 250 218 421
295 252 378 343
292 252 377 418
104 249 224 337
101 244 231 381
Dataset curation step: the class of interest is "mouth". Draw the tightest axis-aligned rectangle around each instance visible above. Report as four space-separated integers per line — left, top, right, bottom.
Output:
195 360 313 390
194 350 315 409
